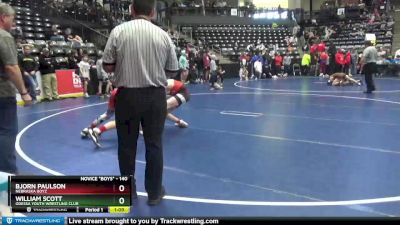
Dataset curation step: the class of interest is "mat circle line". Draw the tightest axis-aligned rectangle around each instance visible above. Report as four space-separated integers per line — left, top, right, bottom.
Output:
234 78 400 93
15 92 400 206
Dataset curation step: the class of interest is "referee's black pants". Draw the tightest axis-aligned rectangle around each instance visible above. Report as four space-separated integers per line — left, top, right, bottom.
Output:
115 87 167 199
363 62 376 92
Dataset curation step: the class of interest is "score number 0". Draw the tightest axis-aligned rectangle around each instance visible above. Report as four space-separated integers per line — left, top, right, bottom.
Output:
118 185 126 205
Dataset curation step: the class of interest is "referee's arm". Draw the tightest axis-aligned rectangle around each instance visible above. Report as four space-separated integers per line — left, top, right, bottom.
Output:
102 29 117 73
165 37 179 78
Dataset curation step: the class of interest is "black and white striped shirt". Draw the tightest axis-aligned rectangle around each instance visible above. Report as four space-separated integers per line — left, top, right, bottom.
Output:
102 19 178 88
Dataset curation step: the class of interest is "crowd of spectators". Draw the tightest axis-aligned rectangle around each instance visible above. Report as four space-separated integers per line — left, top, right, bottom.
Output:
172 41 225 90
238 0 398 80
13 23 111 103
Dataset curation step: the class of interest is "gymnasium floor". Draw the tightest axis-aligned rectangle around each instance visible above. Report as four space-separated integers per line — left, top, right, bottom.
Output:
15 76 400 217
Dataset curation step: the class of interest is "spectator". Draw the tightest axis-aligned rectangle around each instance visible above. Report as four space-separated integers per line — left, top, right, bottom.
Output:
324 26 334 40
0 3 32 174
301 51 311 76
344 50 352 74
209 54 221 90
335 49 345 73
68 51 79 73
96 57 111 97
49 24 62 41
327 42 336 74
196 51 203 82
317 41 326 53
283 52 291 76
203 50 211 82
233 41 239 55
64 28 72 40
255 40 265 52
216 65 225 86
239 53 249 81
274 52 283 76
253 57 263 80
102 0 179 206
246 43 255 53
377 47 387 64
68 35 83 49
311 51 319 76
188 63 198 84
39 48 59 101
287 43 294 54
78 55 91 98
179 50 189 83
351 49 359 75
262 51 272 78
319 51 329 76
250 51 262 79
310 43 318 55
19 45 39 102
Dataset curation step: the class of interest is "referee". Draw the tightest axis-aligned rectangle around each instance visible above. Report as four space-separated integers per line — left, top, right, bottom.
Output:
361 40 378 93
102 0 178 206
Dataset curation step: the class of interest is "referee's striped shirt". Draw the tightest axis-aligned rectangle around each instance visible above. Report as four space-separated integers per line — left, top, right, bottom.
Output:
102 18 179 88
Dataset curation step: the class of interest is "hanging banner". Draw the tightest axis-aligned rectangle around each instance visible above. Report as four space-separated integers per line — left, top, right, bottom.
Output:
56 69 83 96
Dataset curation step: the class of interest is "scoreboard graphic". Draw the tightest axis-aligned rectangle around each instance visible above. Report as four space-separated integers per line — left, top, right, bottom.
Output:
8 176 132 213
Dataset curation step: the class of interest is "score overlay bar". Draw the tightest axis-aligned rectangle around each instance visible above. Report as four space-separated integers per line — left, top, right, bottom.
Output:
8 176 132 213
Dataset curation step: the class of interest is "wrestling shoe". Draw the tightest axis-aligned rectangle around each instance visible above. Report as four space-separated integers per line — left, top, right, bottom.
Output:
88 128 101 148
80 128 89 138
175 120 188 128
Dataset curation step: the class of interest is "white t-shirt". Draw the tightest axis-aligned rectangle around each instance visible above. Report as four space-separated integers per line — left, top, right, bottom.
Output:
210 60 217 72
78 61 91 78
241 59 247 67
254 61 262 74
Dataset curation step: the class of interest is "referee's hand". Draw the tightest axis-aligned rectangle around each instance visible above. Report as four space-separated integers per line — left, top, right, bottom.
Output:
21 94 33 106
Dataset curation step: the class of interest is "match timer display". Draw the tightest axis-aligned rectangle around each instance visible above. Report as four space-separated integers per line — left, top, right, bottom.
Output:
8 176 132 213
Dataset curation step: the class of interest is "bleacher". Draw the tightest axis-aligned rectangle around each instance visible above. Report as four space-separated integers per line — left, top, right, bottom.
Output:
329 25 393 50
191 24 301 62
7 0 101 68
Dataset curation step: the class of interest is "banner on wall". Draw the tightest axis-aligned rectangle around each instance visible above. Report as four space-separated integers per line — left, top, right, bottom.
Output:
16 70 83 105
56 69 83 95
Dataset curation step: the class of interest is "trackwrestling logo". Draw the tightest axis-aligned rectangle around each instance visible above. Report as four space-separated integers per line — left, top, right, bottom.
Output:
2 217 64 225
